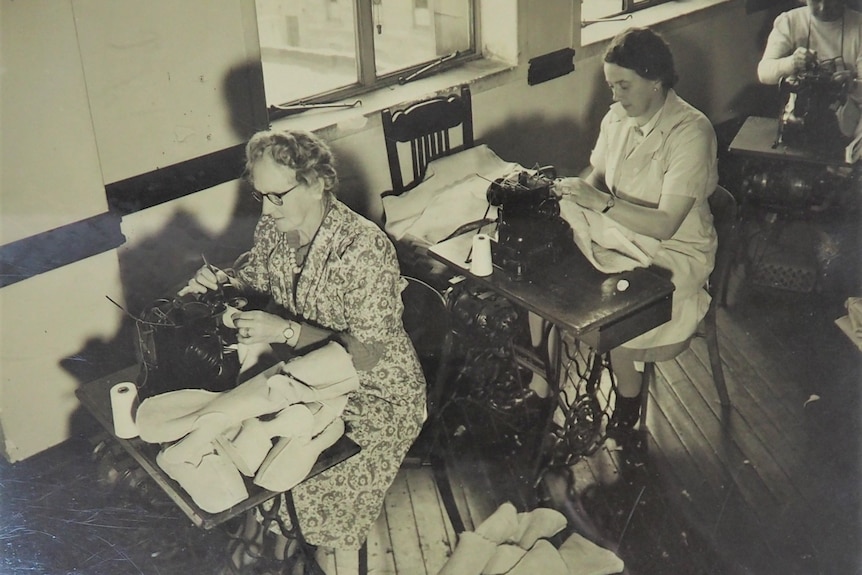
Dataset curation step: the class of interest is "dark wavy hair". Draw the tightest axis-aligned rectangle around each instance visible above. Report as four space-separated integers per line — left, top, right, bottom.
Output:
244 129 339 194
604 27 678 90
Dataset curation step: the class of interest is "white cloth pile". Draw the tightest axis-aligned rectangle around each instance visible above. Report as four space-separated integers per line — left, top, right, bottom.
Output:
558 198 660 274
381 145 658 276
437 502 624 575
381 145 515 247
135 341 359 513
835 297 862 352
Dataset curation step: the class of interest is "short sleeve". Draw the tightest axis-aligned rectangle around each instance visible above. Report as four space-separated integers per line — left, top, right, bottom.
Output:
660 118 717 200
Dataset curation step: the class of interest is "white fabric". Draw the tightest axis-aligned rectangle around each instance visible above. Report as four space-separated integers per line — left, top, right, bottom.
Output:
558 532 625 575
559 199 660 273
436 502 622 575
382 145 518 246
156 447 248 514
589 90 717 350
253 416 346 492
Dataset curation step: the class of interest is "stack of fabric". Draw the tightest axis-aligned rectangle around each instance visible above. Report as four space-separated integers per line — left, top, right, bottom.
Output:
134 341 359 513
438 502 624 575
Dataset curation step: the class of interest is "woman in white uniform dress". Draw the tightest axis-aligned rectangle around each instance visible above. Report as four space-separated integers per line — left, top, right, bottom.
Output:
555 27 718 439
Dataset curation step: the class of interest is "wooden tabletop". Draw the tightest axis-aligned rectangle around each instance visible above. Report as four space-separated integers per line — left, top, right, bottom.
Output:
428 232 674 353
728 116 852 167
76 366 360 530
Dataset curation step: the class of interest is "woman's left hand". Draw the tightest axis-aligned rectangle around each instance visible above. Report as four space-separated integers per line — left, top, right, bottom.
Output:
554 177 605 211
232 310 289 345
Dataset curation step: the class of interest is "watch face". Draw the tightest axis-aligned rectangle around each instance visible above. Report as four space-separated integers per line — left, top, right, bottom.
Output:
283 326 295 340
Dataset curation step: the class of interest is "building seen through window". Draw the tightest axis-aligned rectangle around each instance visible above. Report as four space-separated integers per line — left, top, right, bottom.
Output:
255 0 475 111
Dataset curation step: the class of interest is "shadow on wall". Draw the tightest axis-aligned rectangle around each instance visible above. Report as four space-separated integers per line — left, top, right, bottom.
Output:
61 61 270 437
481 66 612 174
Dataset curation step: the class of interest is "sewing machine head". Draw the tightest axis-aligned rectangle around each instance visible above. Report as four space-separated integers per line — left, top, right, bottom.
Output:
485 167 574 280
134 289 245 398
776 57 853 149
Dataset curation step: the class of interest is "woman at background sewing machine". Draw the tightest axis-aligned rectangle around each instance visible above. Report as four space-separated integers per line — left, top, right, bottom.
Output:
179 129 426 571
757 0 862 138
553 27 718 441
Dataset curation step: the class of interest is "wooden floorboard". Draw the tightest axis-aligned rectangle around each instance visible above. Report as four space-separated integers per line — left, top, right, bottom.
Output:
8 276 857 575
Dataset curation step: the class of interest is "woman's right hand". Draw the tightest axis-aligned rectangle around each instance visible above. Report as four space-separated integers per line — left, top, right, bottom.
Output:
791 47 817 74
177 265 231 297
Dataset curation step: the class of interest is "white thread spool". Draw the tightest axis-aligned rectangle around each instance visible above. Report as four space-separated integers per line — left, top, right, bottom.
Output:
110 382 140 439
470 233 493 277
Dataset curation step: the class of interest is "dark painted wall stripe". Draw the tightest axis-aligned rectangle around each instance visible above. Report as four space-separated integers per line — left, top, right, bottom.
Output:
0 144 244 287
105 144 246 215
0 212 125 288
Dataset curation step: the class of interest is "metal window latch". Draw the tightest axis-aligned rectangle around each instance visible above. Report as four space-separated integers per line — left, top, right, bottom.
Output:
398 51 460 85
270 100 362 115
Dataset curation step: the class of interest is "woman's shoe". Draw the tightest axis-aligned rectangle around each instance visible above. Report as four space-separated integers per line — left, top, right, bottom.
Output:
605 393 641 442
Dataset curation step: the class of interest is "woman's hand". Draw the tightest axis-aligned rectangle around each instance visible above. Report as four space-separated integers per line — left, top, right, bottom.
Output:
553 177 608 212
790 47 817 74
177 265 232 297
232 310 294 345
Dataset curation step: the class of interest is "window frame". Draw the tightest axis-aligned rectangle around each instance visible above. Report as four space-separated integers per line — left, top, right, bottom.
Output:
582 0 675 29
266 0 480 122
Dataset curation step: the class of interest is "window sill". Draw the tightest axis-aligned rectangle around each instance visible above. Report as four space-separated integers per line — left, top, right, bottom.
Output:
578 0 737 59
268 57 516 141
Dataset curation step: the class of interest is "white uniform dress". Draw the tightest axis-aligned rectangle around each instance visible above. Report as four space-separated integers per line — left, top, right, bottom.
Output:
589 90 718 358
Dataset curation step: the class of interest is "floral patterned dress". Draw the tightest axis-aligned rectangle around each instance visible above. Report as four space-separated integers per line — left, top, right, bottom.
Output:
236 198 426 549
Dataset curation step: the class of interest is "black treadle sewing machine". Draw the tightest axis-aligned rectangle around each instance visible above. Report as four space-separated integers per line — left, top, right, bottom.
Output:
485 166 574 279
775 56 854 150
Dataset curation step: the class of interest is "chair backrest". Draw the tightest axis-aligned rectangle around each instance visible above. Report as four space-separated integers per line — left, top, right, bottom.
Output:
708 185 739 305
381 84 474 197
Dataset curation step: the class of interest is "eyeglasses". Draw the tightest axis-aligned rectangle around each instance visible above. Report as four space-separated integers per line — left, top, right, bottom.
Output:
251 183 300 206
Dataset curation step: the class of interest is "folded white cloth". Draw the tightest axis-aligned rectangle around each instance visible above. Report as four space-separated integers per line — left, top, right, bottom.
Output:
156 445 248 514
437 531 499 575
215 404 315 476
436 502 623 575
558 532 624 575
382 145 514 246
253 417 346 492
847 297 862 335
507 540 570 575
559 198 660 273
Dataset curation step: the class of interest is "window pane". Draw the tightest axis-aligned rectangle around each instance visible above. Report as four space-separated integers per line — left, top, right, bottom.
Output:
255 0 358 106
582 0 624 23
372 0 472 77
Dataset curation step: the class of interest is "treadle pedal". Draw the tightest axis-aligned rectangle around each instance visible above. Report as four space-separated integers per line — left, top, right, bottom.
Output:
512 343 547 376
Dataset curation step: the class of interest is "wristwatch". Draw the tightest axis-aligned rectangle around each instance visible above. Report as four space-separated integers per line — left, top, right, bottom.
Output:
602 194 615 213
281 322 296 344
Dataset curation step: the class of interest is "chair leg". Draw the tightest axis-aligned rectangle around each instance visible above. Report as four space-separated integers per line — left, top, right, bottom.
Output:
704 305 731 407
640 362 655 430
358 540 368 575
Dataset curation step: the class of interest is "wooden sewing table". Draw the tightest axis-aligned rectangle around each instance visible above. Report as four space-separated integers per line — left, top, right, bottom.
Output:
76 365 361 573
428 232 674 476
727 116 859 294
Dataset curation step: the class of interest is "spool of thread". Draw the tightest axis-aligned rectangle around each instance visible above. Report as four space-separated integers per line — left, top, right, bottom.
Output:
470 233 493 276
110 382 140 439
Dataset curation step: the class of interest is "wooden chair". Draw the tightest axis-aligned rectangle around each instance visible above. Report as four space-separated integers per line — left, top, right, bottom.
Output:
399 275 464 533
380 85 475 288
640 185 738 424
381 84 474 198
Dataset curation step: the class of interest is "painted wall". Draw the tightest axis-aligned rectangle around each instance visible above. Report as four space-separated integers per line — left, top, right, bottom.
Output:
0 0 774 461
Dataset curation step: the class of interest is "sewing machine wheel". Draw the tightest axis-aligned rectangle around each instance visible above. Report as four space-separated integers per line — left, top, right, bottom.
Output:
551 394 603 464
